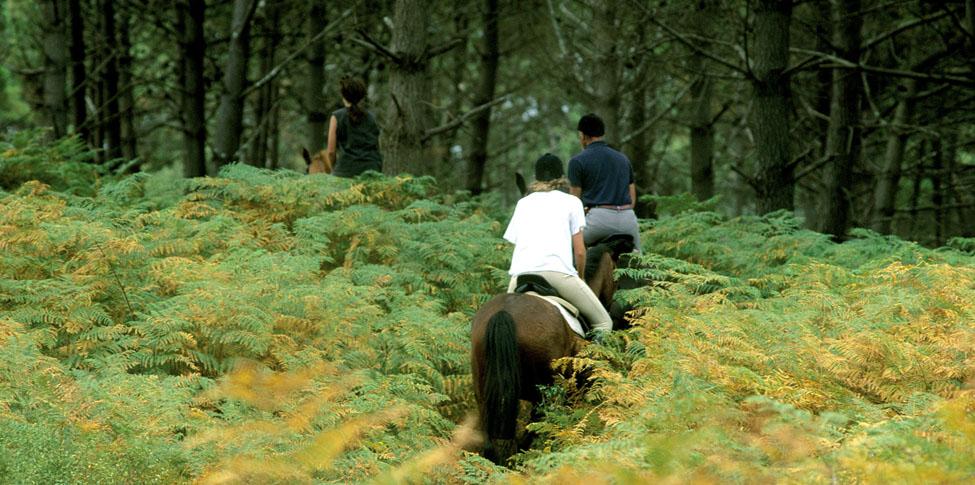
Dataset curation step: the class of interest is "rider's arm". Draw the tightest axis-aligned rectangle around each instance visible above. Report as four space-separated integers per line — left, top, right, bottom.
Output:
629 183 636 207
326 115 338 168
573 230 586 280
570 186 582 198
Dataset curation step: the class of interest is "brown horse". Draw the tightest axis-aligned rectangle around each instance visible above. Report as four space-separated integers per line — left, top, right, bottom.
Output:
301 148 333 174
470 236 632 464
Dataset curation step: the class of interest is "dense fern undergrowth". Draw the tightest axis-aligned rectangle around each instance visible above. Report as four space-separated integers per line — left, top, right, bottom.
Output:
1 134 973 483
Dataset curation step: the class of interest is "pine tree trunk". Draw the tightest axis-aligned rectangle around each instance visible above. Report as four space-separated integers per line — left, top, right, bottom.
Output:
688 0 716 201
751 0 794 214
117 7 137 166
68 0 87 142
818 0 862 239
100 0 121 161
944 134 959 238
269 100 280 169
689 77 715 201
967 0 975 56
92 26 104 160
870 80 916 234
0 12 6 112
627 80 655 217
465 0 499 195
797 0 832 225
591 0 621 142
442 9 468 170
907 143 925 238
177 0 207 178
812 0 832 152
381 0 432 176
931 137 944 246
213 0 257 171
250 3 280 168
305 2 327 155
41 0 69 139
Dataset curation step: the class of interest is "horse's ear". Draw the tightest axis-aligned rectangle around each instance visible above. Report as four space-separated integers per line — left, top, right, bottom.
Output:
515 172 527 197
301 148 312 166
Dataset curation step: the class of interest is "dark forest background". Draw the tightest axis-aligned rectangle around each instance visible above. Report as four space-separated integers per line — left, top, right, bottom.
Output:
1 0 973 245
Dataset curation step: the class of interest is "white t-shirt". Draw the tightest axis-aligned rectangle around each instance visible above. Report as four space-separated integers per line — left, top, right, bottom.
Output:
503 190 586 276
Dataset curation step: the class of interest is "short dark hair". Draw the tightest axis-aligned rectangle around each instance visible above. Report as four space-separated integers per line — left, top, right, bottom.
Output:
534 153 563 181
577 113 605 137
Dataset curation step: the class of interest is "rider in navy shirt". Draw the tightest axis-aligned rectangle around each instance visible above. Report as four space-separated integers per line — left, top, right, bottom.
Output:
567 113 641 251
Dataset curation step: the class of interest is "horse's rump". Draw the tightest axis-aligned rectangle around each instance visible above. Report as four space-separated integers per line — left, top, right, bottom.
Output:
471 294 582 402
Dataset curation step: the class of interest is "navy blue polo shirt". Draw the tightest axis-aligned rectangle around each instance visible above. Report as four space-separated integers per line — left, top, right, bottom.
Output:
567 141 634 207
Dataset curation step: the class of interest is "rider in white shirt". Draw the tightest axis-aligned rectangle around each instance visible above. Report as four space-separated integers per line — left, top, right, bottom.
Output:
503 154 613 334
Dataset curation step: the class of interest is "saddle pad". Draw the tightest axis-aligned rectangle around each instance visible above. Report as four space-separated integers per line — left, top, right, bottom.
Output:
524 293 586 338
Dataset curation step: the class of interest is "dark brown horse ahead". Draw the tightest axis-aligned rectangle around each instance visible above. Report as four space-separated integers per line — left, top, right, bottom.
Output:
470 236 632 464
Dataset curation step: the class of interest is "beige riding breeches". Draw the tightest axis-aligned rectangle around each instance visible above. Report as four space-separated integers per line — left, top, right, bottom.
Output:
508 271 613 333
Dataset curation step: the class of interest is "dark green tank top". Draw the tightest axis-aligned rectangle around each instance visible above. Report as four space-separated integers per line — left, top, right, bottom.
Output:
332 107 383 177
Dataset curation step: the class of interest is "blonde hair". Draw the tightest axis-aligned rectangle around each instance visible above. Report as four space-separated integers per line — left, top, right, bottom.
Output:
528 177 568 194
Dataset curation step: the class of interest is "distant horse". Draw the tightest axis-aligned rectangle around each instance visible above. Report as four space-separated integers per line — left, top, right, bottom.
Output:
301 148 333 174
470 236 633 464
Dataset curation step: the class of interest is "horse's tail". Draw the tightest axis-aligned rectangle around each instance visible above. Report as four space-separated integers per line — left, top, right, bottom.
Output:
481 310 521 442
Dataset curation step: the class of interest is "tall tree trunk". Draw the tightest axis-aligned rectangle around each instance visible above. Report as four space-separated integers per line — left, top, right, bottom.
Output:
305 2 327 155
907 143 925 237
627 80 655 217
268 100 280 169
443 8 469 169
68 0 87 142
752 0 794 214
689 75 715 201
41 0 69 138
931 137 944 246
870 79 916 234
381 0 433 176
818 0 862 239
100 0 121 161
967 0 974 62
623 18 654 217
800 0 833 224
591 0 622 142
944 134 959 238
92 7 104 160
0 10 6 113
812 0 832 152
688 0 716 201
213 0 257 171
250 2 280 167
465 0 499 195
177 0 206 178
117 7 137 166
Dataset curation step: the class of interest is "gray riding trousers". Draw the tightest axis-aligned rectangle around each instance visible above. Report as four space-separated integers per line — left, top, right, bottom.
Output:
584 207 641 252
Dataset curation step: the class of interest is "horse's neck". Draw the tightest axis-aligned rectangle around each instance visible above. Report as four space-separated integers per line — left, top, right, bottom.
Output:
586 252 615 305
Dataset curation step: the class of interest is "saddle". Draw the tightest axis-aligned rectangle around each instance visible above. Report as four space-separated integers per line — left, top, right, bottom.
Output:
512 274 591 336
590 233 635 257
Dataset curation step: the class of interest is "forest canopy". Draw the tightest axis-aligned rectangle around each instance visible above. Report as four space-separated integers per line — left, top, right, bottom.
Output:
1 0 973 242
